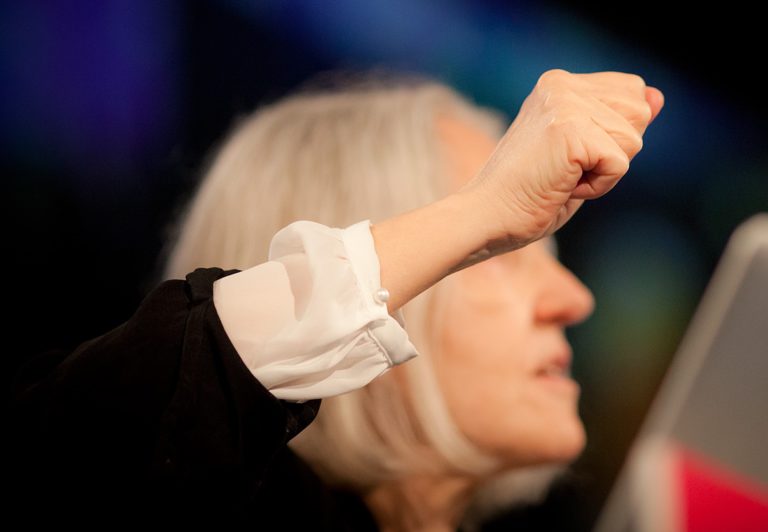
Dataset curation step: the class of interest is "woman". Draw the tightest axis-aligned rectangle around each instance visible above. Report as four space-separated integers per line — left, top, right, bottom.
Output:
161 71 661 529
9 70 663 529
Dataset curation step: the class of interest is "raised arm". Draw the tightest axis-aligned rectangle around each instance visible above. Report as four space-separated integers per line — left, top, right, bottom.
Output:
372 69 664 313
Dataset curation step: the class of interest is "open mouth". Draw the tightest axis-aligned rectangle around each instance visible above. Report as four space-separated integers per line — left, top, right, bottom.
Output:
535 364 579 392
536 364 569 378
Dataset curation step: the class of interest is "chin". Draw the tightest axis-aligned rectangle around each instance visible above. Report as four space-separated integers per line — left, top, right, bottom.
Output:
492 420 586 468
518 416 587 466
545 417 587 463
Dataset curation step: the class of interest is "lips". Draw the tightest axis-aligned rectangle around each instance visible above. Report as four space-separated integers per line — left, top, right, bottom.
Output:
534 345 573 378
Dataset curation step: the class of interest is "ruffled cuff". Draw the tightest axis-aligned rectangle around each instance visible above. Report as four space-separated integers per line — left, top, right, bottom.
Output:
212 219 420 402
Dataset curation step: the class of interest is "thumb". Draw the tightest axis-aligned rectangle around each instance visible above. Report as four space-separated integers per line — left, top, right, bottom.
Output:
645 86 665 124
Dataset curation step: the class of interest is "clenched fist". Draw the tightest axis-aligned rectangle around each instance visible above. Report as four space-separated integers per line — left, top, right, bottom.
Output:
464 69 664 249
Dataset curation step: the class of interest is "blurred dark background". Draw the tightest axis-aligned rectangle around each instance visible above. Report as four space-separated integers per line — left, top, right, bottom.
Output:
3 1 766 530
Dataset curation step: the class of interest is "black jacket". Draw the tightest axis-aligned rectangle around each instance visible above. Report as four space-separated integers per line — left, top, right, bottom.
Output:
7 267 378 529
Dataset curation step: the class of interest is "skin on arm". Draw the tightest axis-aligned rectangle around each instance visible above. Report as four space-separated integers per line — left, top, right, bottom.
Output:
370 189 496 314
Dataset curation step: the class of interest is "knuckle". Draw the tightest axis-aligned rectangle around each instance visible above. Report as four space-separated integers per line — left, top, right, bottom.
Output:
537 68 571 88
637 103 652 124
619 151 631 171
629 134 643 156
626 73 647 90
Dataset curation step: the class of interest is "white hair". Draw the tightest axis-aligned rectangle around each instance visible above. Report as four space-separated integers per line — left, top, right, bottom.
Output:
162 74 567 526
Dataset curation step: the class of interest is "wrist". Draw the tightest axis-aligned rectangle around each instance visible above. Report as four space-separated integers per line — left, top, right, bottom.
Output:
454 178 506 240
370 191 493 312
434 190 497 254
446 183 533 275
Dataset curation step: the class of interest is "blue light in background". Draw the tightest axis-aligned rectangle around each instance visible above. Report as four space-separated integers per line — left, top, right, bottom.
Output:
219 0 762 189
2 0 762 197
0 1 181 186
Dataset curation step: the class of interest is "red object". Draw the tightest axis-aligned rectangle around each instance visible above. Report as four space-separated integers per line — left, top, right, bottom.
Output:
674 445 768 532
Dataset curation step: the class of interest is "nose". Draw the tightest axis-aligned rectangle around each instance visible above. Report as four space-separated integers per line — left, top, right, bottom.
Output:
533 257 595 326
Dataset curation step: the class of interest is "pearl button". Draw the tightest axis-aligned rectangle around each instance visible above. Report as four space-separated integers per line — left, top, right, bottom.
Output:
373 287 390 305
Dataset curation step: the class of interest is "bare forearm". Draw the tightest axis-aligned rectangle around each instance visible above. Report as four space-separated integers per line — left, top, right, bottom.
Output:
370 190 507 314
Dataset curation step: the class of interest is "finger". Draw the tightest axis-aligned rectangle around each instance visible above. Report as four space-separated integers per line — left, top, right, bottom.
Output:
570 125 630 200
587 98 645 159
645 86 664 124
577 73 656 135
576 71 647 97
588 91 653 137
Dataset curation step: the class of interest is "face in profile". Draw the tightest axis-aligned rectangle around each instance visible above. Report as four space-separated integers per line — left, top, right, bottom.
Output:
431 115 595 468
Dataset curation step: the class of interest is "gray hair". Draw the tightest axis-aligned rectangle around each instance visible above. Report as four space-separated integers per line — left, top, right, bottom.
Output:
162 75 565 525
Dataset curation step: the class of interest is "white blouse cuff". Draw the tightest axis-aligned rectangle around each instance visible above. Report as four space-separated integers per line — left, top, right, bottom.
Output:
212 219 420 402
341 220 414 366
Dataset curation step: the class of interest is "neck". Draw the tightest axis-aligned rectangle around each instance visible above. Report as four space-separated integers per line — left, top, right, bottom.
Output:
363 474 478 532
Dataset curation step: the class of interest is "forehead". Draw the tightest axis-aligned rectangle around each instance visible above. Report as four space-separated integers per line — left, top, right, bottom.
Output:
435 115 560 258
435 114 499 190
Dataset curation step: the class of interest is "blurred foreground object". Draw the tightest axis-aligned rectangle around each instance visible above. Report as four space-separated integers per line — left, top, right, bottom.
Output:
596 213 768 532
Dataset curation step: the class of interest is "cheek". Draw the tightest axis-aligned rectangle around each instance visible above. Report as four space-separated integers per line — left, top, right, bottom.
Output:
435 270 533 444
440 261 531 354
437 351 585 465
433 267 585 465
438 271 531 379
